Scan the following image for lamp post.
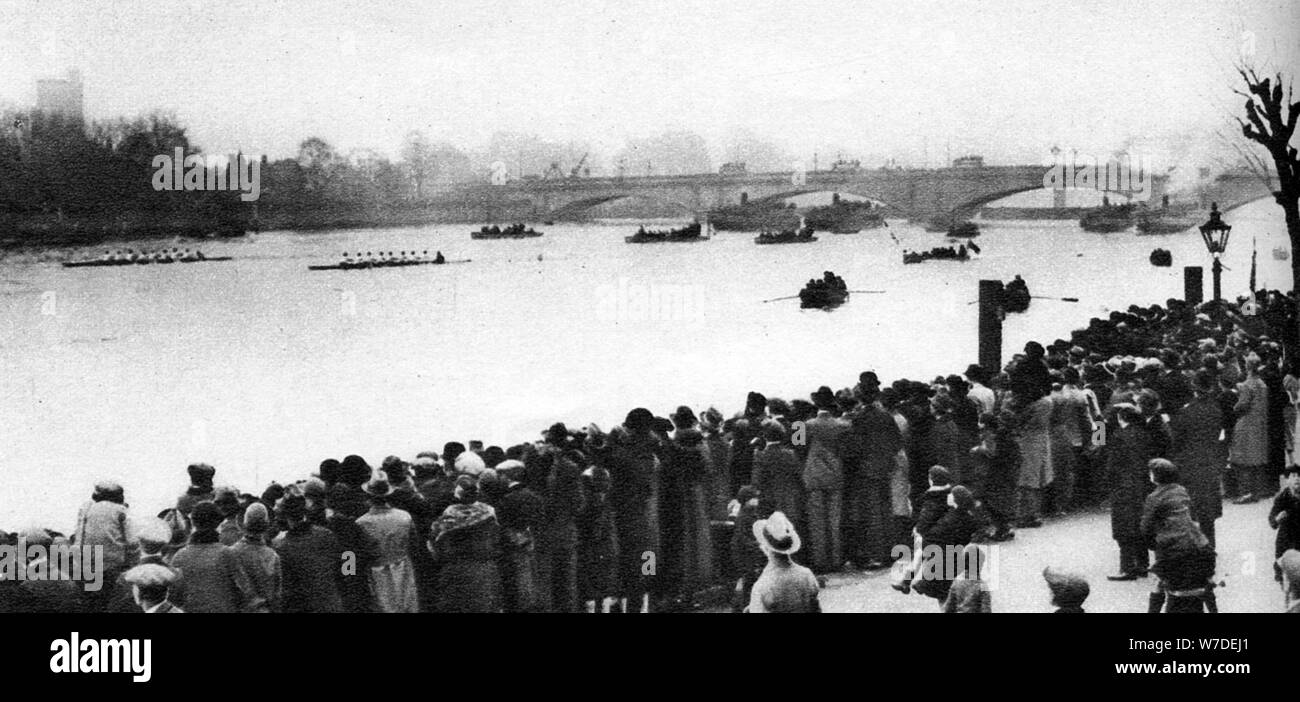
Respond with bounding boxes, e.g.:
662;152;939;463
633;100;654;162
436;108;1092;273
1198;202;1232;302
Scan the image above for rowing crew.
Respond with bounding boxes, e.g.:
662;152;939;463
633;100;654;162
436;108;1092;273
339;250;446;266
99;248;207;262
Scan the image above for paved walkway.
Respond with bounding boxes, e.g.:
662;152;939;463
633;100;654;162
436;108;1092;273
817;499;1286;613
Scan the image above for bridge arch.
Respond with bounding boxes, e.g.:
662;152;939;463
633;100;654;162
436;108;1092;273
946;185;1062;219
1218;192;1277;214
545;193;698;220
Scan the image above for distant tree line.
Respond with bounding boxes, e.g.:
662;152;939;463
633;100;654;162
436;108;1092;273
0;106;800;245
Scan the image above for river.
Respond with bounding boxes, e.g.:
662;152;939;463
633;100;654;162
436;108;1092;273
0;199;1291;530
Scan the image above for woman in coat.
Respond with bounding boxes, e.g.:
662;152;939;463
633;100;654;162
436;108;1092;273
700;408;733;521
750;421;804;529
323;484;379;613
355;475;420;613
840;398;901;568
1107;404;1155;580
538;446;586;613
660;409;715;604
483;464;544;613
1230;361;1271;503
428;475;502;613
607;410;662;613
968;412;1019;541
1169;372;1226;548
576;464;620;611
1013;392;1054;528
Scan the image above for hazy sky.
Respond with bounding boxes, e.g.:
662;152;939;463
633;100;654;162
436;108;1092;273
2;0;1297;170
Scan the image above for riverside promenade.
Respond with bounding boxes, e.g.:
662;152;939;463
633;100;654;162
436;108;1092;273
818;500;1282;613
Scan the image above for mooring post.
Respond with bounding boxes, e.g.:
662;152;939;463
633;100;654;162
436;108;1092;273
978;279;1004;375
1183;266;1203;306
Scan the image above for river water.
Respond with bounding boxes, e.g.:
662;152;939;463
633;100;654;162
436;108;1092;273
0;199;1291;530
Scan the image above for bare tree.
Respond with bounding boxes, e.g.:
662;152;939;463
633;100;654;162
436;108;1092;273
1235;67;1299;351
401;130;435;200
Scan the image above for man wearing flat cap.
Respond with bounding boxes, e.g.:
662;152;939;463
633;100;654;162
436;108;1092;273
124;563;184;613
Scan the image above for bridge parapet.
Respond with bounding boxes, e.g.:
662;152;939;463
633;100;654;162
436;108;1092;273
449;166;1274;222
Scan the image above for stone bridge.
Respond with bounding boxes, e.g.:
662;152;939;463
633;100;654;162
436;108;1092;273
449;166;1276;222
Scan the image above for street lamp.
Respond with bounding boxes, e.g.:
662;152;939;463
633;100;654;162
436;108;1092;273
1198;202;1231;302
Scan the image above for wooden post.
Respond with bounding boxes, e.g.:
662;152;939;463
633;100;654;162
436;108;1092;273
1183;266;1203;306
978;280;1004;374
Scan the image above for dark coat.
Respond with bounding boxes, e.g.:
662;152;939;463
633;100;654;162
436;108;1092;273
1151;371;1193;418
324;514;379;613
1140;483;1208;557
1263;367;1288;473
660;434;715;594
577;477;620;601
751;443;804;523
840;406;900;564
429;503;502;613
1169;396;1226;524
914;486;952;535
703;430;733;520
494;482;544;612
967;427;1019;517
537;450;585;612
170;536;242;613
273;524;345;613
917;507;980;601
1108;423;1155;541
1270;488;1300;559
608;431;661;597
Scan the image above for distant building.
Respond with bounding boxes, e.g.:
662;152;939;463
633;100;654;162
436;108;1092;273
830;157;861;172
719;162;747;176
952;154;984;168
35;69;84;127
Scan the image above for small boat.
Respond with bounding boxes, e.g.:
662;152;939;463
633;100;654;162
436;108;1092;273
755;220;817;245
797;272;850;309
471;223;543;239
62;256;233;268
1003;276;1031;313
307;258;470;271
1149;248;1173;267
805;197;886;233
799;285;849;309
624;221;707;244
1136;212;1198;234
902;245;972;264
1079;203;1134;233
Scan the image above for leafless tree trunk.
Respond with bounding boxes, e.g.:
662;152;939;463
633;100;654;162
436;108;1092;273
1236;67;1300;354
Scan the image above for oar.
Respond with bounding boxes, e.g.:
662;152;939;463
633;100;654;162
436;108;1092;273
966;295;1079;305
847;289;886;294
762;294;802;303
